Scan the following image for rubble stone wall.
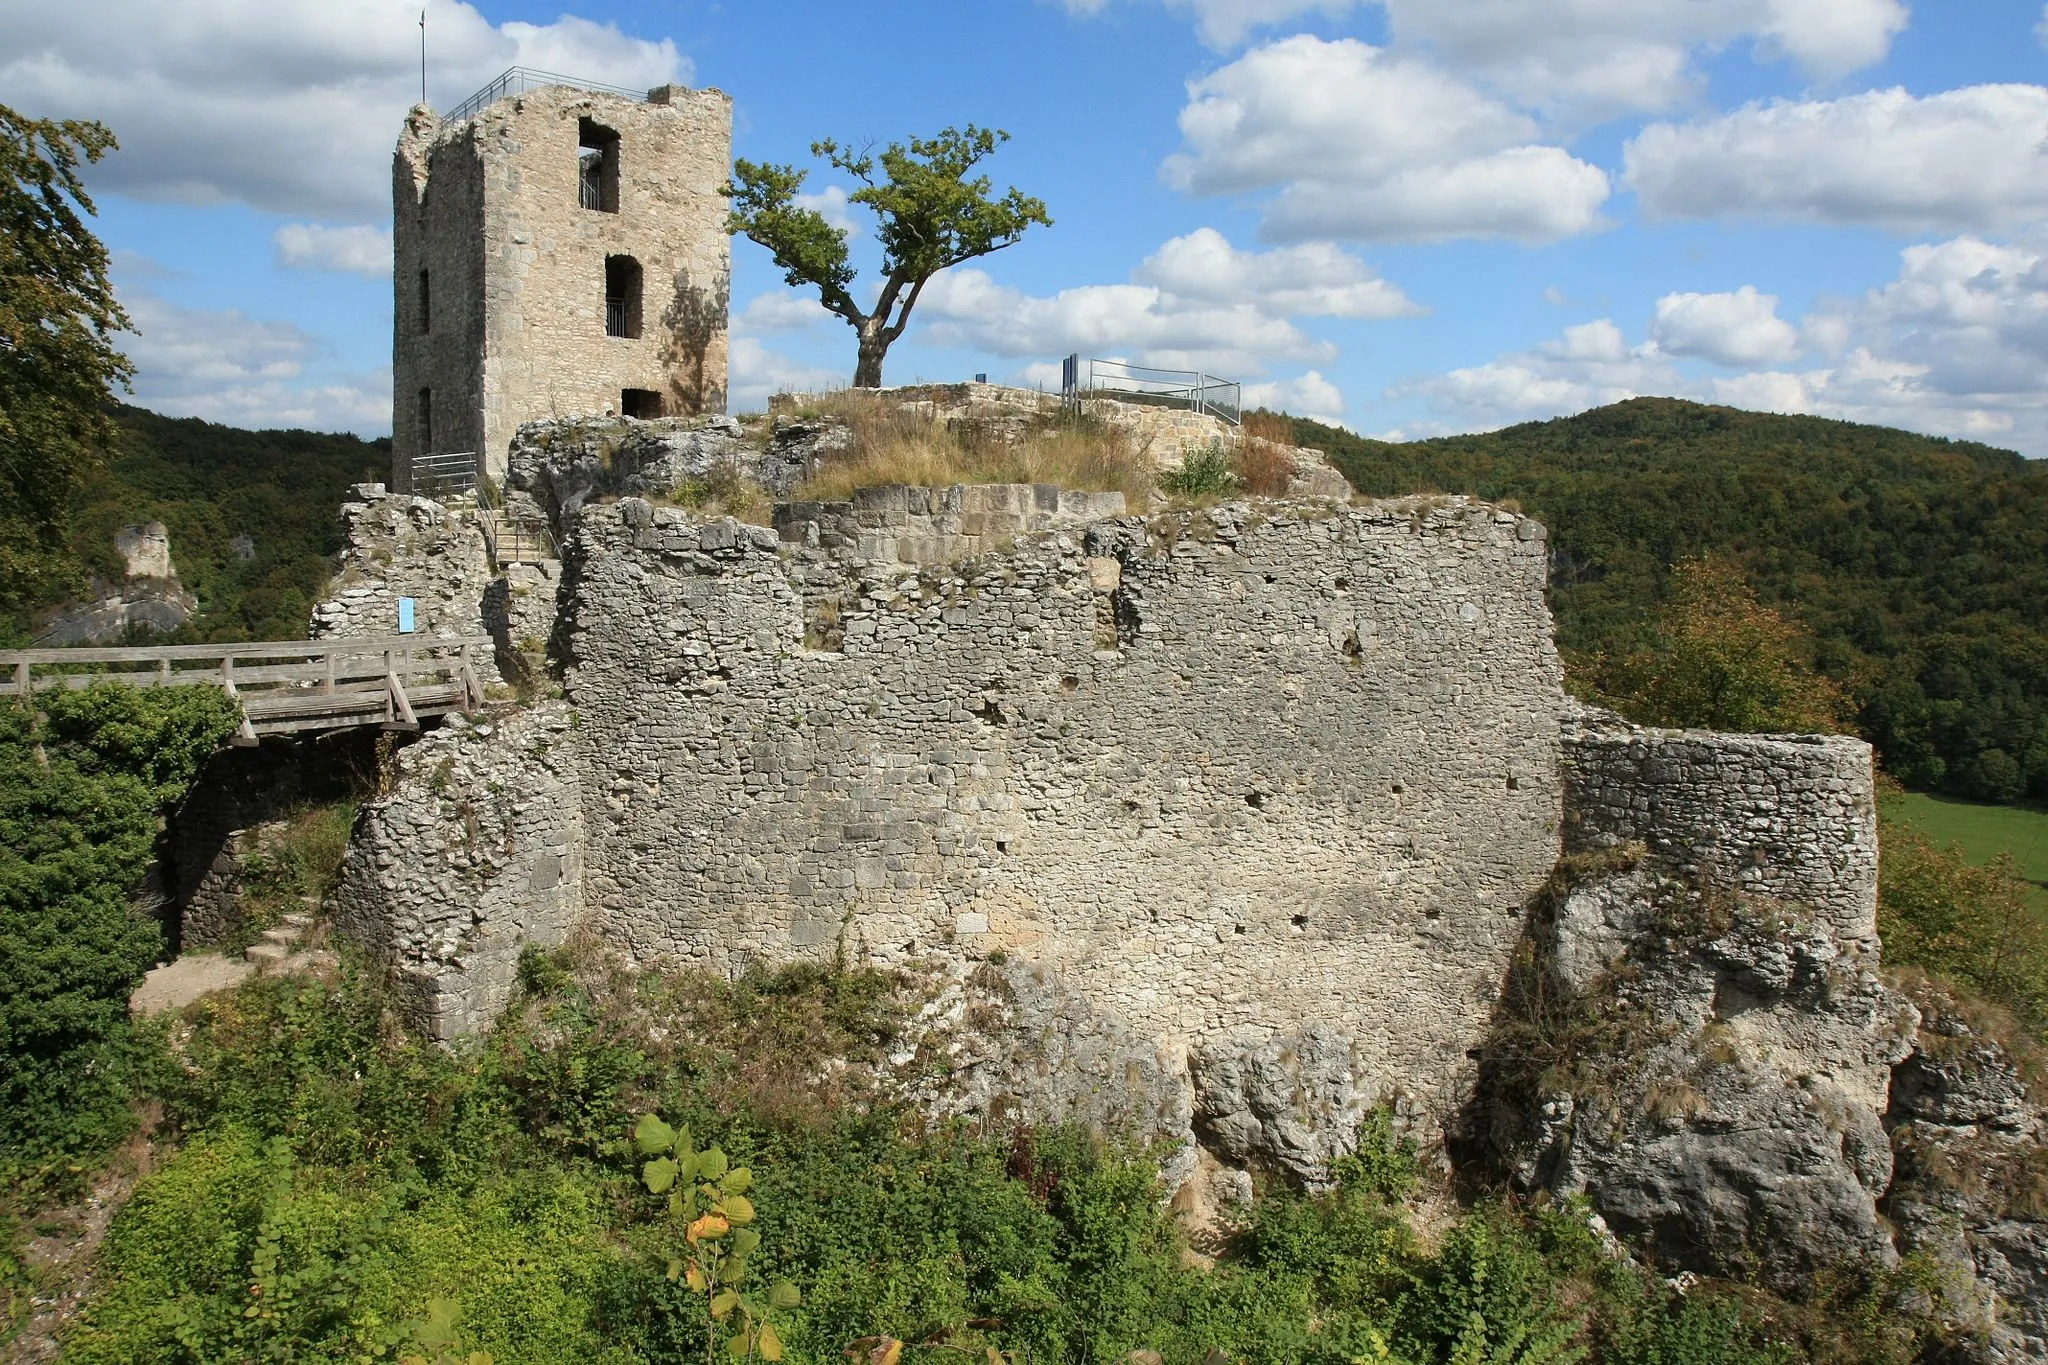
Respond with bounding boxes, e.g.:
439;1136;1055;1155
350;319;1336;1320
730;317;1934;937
310;485;495;645
1562;725;1880;945
330;702;586;1037
548;493;1567;1113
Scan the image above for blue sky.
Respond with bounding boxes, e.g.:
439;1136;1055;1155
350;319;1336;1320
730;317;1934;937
9;0;2048;451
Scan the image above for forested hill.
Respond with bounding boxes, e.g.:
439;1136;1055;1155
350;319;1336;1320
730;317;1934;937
7;404;390;645
1287;398;2048;804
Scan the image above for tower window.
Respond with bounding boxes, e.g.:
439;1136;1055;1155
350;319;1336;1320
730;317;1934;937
622;388;664;419
578;119;620;213
417;387;433;450
417;269;431;333
605;255;643;338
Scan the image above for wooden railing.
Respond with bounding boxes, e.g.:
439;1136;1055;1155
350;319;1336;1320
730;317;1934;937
0;636;493;744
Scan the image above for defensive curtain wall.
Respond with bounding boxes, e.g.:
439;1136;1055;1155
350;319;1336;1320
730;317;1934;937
325;463;1878;1154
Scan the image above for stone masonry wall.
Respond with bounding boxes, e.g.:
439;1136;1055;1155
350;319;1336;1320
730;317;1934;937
1562;722;1880;946
546;493;1567;1120
772;482;1128;563
394;82;733;486
330;702;585;1037
311;485;495;645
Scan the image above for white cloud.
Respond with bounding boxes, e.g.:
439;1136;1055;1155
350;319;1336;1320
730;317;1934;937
736;289;836;333
1164;37;1610;243
1061;0;1363;48
1625;86;2048;235
728;337;842;412
1650;286;1802;366
274;223;393;276
915;229;1416;375
1381;0;1905;113
1402;239;2048;454
1133;228;1422;319
3;0;684;219
1243;369;1347;422
117;288;390;433
795;185;863;238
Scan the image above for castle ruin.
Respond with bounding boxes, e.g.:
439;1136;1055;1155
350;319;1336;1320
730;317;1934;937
391;75;733;489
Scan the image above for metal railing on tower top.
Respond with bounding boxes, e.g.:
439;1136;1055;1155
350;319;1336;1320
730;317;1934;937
445;67;653;123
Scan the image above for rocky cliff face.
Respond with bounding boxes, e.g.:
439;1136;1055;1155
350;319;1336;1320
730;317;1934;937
32;520;197;644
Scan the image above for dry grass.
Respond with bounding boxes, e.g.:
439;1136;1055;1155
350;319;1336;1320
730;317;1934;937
1233;438;1296;497
788;390;1156;504
1240;410;1294;446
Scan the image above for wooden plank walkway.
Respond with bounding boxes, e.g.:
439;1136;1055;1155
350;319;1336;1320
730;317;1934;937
0;636;493;744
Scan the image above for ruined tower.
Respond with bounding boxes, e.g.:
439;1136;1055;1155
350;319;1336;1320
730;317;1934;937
391;74;733;488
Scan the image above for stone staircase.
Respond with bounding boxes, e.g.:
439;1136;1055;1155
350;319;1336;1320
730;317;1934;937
243;899;318;970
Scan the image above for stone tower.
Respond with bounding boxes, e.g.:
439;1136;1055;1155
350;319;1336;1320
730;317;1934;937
391;78;733;488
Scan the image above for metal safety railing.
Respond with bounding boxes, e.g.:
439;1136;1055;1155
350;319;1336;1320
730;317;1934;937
1060;356;1241;425
445;67;653;123
411;450;478;500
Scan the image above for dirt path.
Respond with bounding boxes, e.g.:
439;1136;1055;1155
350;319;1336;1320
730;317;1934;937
4;1124;158;1363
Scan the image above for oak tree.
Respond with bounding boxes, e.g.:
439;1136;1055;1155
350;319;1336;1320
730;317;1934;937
725;126;1049;389
0;103;131;612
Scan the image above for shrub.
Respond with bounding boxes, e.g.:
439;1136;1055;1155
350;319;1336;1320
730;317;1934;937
0;685;238;1181
1159;443;1240;498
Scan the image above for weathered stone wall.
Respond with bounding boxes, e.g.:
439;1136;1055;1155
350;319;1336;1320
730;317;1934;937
544;493;1566;1123
311;485;495;644
1563;723;1879;946
393;82;733;486
330;702;585;1037
772;482;1127;563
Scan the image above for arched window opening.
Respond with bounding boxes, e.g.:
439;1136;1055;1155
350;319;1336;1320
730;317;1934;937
622;388;664;419
605;255;643;338
578;118;620;213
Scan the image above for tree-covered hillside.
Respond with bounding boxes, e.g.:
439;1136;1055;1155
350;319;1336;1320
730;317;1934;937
1285;398;2048;803
5;404;390;645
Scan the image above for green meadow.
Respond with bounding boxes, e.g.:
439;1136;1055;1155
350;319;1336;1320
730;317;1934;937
1886;789;2048;915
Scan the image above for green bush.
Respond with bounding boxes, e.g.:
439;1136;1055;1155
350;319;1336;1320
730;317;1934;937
0;684;238;1180
49;948;1940;1365
1159;444;1241;497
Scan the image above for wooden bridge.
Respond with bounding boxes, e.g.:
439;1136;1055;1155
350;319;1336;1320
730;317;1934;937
0;636;493;744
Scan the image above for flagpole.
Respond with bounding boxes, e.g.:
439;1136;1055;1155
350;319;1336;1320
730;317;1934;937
419;9;427;106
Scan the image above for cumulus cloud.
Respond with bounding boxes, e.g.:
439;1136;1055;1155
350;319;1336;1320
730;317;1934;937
915;228;1417;375
1062;0;1365;48
4;0;684;219
736;289;837;333
728;336;842;412
1243;369;1347;422
1625;86;2048;235
795;185;864;238
1164;37;1610;243
117;287;390;433
1380;0;1906;113
1649;286;1802;366
1402;241;2048;454
274;223;393;276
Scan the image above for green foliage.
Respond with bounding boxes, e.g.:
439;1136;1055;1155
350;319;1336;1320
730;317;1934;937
1159;444;1242;498
6;401;393;644
1580;555;1849;734
50;948;1942;1363
634;1114;799;1361
0;685;238;1179
1282;397;2048;803
726;127;1050;387
1879;783;2048;1035
0;102;131;615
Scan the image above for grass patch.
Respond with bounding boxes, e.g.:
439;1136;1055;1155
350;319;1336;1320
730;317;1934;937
227;800;356;948
1884;789;2048;914
788;390;1156;505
